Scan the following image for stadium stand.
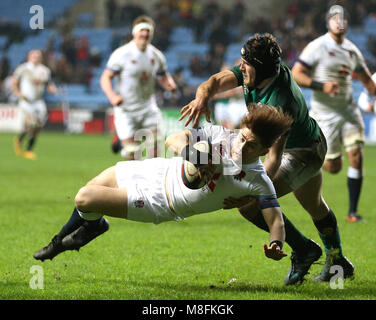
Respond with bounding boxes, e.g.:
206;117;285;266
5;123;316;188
0;0;375;112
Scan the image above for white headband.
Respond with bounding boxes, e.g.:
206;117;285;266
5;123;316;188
132;22;154;36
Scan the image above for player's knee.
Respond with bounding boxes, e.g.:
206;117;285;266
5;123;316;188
75;186;93;211
323;159;342;174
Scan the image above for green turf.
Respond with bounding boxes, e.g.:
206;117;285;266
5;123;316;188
1;132;375;300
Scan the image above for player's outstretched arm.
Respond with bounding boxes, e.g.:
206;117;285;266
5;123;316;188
179;70;238;127
100;69;124;106
165;129;191;155
261;206;287;261
355;68;376;97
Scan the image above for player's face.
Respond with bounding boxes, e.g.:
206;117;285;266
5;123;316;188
28;50;42;65
239;58;256;88
328;14;347;35
134;28;153;49
232;127;267;164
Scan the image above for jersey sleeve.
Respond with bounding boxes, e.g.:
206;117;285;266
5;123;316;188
189;125;224;143
298;40;321;68
155;49;168;76
249;172;280;208
106;48;123;73
353;45;368;73
230;64;244;87
13;64;24;79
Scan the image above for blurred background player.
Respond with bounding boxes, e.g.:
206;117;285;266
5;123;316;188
100;15;177;160
292;5;376;223
12;49;57;160
213;60;247;129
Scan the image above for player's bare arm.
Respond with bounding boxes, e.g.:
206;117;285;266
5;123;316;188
11;75;25;101
179;70;239;127
263;134;287;180
261;206;287;261
165;129;191;155
291;62;339;95
157;73;178;92
100;69;124;106
355;67;376;97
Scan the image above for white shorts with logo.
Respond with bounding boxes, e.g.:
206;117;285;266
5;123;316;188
114;105;163;141
310;104;365;160
278;130;327;191
115;158;178;224
19;99;47;129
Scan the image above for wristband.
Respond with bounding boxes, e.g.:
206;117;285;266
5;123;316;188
310;80;324;91
269;240;283;250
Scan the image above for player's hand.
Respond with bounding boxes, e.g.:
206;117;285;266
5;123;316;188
179;98;211;127
110;94;124;106
223;195;257;209
197;162;216;181
323;81;339;95
263;243;287;261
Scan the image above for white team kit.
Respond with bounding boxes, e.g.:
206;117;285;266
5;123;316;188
298;33;367;159
106;40;168;140
13;62;51;128
115;125;278;224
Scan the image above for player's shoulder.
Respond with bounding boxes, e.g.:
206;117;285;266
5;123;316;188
306;34;327;49
111;42;133;56
147;44;166;59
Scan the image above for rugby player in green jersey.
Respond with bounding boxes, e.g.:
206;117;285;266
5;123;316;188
180;33;354;285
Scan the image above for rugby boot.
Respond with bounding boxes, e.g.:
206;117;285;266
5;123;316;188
284;239;322;285
346;212;364;223
23;150;36;160
62;218;109;250
33;235;72;261
13;136;22;156
314;249;354;282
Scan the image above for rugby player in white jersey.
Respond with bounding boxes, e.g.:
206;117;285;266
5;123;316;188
100;15;177;160
33;104;292;265
292;5;376;223
12;49;57;160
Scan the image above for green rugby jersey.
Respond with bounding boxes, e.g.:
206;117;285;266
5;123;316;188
231;62;320;149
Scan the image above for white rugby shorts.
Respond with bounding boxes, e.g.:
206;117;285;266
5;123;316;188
19;99;47;129
113;105;163;141
115;158;178;224
310;104;365;160
278;130;327;190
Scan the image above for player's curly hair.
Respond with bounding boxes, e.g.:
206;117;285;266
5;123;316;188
240;103;293;148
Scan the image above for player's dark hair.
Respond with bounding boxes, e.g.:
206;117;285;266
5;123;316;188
240;103;293;148
241;33;282;87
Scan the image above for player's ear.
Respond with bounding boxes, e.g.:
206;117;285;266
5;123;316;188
261;148;269;156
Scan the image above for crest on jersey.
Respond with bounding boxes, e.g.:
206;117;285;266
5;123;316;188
134;199;145;208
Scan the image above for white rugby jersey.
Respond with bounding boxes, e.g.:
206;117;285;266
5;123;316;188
299;33;367;111
106;41;167;112
167;125;278;219
13;62;51;102
358;72;376;114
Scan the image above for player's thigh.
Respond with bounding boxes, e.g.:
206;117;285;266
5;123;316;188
310;109;343;160
75;185;127;219
86;166;118;188
113;106;136;141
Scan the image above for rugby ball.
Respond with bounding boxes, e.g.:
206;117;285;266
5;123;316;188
181;141;211;189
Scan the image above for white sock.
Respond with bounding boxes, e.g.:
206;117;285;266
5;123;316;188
347;167;363;179
77;208;103;221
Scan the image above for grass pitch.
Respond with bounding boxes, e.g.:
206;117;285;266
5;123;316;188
1;131;376;300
